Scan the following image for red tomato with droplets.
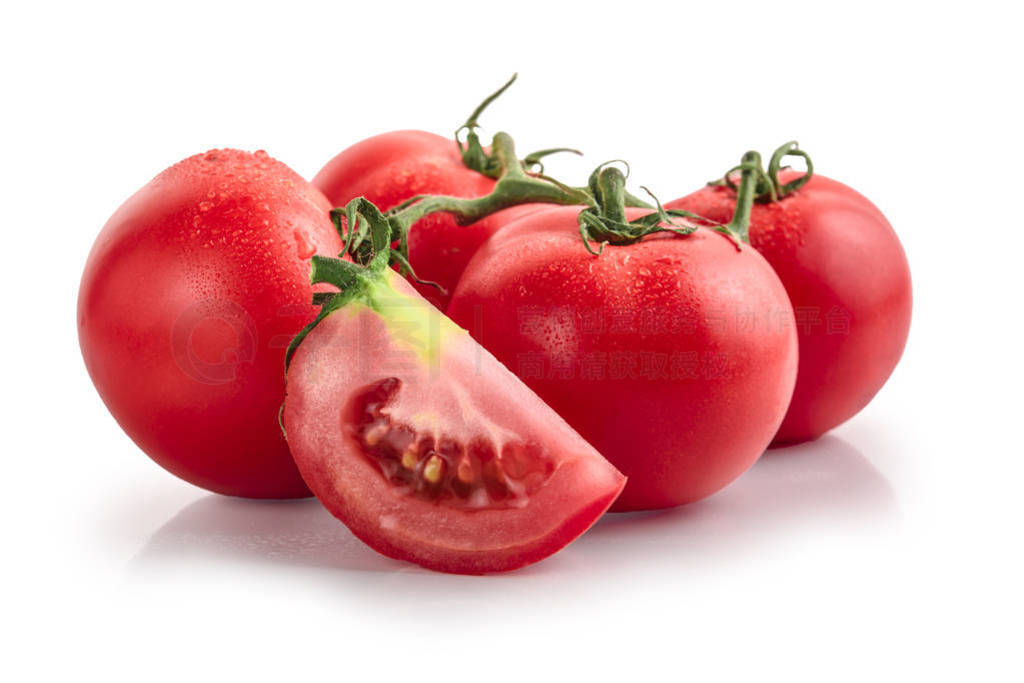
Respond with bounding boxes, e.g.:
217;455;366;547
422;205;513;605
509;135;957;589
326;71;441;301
447;207;798;511
284;269;624;573
666;171;912;444
312;130;542;309
78;149;343;498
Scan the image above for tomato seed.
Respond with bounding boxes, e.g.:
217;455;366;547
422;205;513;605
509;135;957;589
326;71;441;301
456;457;475;484
423;455;444;484
363;423;388;447
401;448;419;469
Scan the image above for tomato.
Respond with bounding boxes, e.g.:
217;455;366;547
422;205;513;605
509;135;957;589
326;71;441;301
446;206;798;511
78;149;344;498
312;130;542;309
283;264;625;573
666;169;912;444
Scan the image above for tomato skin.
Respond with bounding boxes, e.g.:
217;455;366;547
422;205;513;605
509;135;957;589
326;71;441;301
284;270;625;573
447;207;798;511
78;149;344;498
312;130;541;309
666;171;912;444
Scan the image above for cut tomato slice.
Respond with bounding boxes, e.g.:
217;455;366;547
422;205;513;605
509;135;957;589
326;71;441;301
283;269;624;574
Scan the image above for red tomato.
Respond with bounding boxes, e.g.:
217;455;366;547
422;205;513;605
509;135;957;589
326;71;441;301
78;149;344;498
312;130;541;309
284;268;625;573
666;171;912;444
447;207;798;511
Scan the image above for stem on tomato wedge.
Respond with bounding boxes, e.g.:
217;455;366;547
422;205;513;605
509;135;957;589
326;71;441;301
285;251;391;367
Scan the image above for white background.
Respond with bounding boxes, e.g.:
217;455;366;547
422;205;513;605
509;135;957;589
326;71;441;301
3;1;1021;680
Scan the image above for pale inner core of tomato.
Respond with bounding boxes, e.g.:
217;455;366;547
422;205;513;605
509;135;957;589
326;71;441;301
353;378;555;509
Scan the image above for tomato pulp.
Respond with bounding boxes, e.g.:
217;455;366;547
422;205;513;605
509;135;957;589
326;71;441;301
312;130;542;309
447;207;798;511
666;171;912;444
78;149;343;498
284;266;625;572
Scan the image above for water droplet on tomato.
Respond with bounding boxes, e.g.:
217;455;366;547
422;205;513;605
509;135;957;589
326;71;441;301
293;230;317;260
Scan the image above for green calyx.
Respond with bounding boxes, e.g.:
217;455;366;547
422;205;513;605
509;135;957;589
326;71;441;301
285;251;460;370
285;251;390;368
576;164;706;255
711;140;814;204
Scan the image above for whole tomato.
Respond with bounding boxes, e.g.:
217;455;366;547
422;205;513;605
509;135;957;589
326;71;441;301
312;130;542;309
447;165;798;511
666;152;912;444
78;149;343;498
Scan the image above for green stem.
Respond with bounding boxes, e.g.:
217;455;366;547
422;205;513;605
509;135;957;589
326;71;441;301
591;165;628;224
457;74;518;177
725;151;762;244
712;141;814;204
766;141;814;199
392;132;589;232
332;131;594;282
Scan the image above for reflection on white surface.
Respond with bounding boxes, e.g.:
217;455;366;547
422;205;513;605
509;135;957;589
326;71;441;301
131;435;895;584
591;436;896;537
132;495;396;573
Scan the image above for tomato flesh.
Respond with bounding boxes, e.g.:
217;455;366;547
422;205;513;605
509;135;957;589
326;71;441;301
284;271;624;573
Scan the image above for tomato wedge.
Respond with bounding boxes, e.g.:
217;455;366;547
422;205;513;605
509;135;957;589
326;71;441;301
283;265;624;573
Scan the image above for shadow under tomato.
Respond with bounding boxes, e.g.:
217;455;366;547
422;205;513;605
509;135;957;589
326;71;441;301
130;435;895;582
130;496;398;574
575;434;897;568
